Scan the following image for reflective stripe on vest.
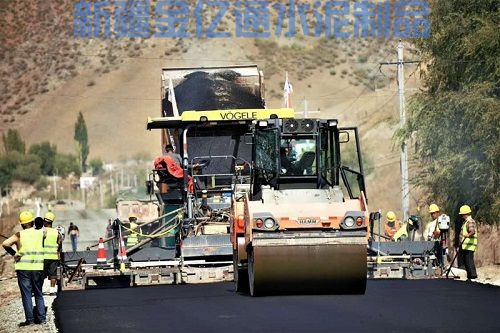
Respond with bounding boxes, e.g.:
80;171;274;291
15;228;45;271
461;220;478;252
44;228;59;260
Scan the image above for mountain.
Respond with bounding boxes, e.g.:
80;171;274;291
0;0;423;213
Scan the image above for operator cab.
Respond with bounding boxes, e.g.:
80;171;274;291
251;118;366;201
279;137;317;176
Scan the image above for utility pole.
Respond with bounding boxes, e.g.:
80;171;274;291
110;174;115;196
99;181;104;208
68;176;72;202
380;41;419;223
81;186;86;208
397;42;409;223
0;187;3;218
53;176;57;200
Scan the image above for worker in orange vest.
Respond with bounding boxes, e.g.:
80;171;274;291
384;211;401;241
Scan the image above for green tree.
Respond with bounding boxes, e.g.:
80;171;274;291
402;0;499;222
55;153;81;178
29;142;57;176
0;151;41;185
74;112;89;172
89;158;104;176
13;158;42;184
0;157;13;188
2;129;25;154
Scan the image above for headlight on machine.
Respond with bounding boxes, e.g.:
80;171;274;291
264;218;276;229
343;216;355;228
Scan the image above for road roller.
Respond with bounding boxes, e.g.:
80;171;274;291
232;118;369;296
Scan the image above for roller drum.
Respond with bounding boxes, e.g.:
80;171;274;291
248;241;366;296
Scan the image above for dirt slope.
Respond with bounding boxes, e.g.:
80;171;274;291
1;0;423;214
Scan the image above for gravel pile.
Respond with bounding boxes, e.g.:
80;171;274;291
163;70;264;115
162;70;262;175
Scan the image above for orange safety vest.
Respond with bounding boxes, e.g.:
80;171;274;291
154;156;194;192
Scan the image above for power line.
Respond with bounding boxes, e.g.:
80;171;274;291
308;92;400;101
365;156;420;172
356;71;419;129
39;89;402;102
43;93;161;101
7;49;264;63
7;47;494;65
6;48;428;64
336;44;398;115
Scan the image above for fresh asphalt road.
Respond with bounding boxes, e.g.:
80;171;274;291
54;279;500;333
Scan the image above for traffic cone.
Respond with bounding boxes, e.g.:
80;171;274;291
117;236;128;262
96;238;107;266
118;236;127;272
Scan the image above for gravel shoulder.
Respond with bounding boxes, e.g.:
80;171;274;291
0;205;113;333
0;277;57;333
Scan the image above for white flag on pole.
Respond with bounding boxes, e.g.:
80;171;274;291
283;71;293;108
168;78;179;117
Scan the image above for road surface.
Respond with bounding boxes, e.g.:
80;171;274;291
49;202;114;252
54;279;500;333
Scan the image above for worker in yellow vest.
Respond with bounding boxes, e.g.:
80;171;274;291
2;211;46;326
126;213;139;247
43;211;62;295
459;205;478;280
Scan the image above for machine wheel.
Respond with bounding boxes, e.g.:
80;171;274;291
233;253;249;293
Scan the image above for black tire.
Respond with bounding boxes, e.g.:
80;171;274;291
235;268;249;293
233;253;249;293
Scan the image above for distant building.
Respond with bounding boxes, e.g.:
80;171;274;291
104;163;114;172
80;176;97;189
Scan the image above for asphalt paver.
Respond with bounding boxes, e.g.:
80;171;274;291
54;279;500;333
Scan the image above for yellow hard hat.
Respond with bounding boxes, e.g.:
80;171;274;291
459;205;472;215
386;211;396;222
429;204;440;214
19;211;35;224
128;213;137;219
44;211;56;223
